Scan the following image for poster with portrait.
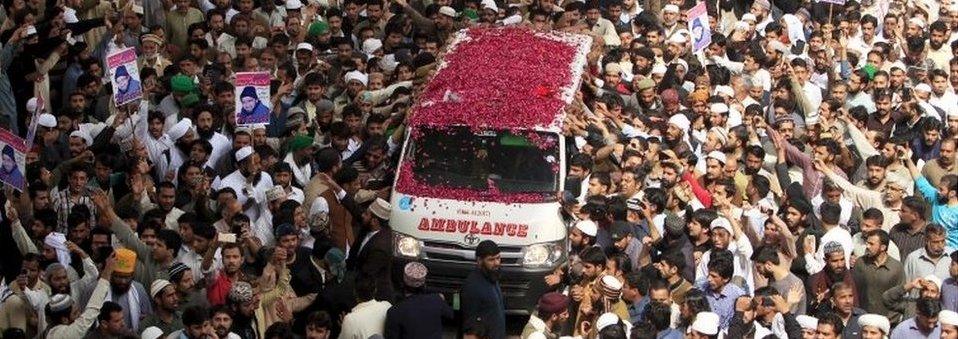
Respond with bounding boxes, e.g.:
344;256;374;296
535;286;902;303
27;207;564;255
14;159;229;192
107;47;143;106
234;72;272;126
0;129;27;192
687;2;711;53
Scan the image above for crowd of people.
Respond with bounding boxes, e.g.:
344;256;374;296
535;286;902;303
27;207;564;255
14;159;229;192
0;0;956;338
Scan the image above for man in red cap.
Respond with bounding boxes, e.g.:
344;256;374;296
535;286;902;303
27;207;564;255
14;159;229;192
521;292;570;338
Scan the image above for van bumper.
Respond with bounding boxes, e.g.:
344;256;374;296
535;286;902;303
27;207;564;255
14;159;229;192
399;258;557;314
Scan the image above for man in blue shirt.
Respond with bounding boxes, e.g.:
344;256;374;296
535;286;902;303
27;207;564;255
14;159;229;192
701;253;746;330
460;240;506;339
890;297;942;339
907;157;958;248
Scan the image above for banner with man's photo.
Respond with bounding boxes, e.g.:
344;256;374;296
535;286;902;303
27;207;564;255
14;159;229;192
0;129;27;191
107;47;143;106
234;72;272;126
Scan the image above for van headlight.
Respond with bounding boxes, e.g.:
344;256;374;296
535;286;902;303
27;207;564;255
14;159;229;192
395;234;423;258
523;241;564;268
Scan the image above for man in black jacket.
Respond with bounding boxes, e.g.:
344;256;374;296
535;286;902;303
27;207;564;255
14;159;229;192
384;262;453;338
460;240;506;339
348;198;394;302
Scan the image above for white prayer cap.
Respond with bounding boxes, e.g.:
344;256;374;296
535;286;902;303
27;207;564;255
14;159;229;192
742;13;757;22
574;220;598;237
25;25;37;36
909;17;926;28
69;130;92;146
915;83;932;93
949;108;958;118
651;63;667;75
266;185;287;202
668;113;691;131
38;113;57;128
48;294;73;312
481;0;498;11
857;314;890;334
368;198;391;220
941;310;958;326
141;327;164;339
150;279;172;299
131;4;145;15
235;146;254;162
734;21;750;31
709;216;733;233
63;7;79;24
595;312;624;332
26;97;38;113
502;14;522;25
714;85;734;98
709;127;729;145
438;6;457;17
667;33;687;44
796;315;818;331
707;150;727;165
768;40;789;54
924;274;943;290
251;123;268;131
710;102;730;114
286;0;304;9
662;4;679;13
344;70;369;87
362;38;383;55
296;42;314;52
690;312;720;335
167;118;193;141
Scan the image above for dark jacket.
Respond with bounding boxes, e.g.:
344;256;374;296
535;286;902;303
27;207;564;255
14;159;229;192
384;292;453;339
460;269;506;339
348;226;395;302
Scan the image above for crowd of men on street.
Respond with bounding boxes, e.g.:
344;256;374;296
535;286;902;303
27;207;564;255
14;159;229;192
0;0;957;338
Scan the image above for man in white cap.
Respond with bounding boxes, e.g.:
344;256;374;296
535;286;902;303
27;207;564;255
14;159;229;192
214;146;274;220
349;198;394;300
156;117;193;182
37;112;71;169
664;113;693;154
660;5;680;37
941;309;958;339
750;0;773;33
695;216;754;296
796;314;818;339
333;70;369;114
46;254;115;339
140;279;182;334
858;313;890;339
687;312;720;339
393;0;461;42
890;297;942;338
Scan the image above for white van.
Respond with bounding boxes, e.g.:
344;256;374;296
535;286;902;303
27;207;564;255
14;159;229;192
389;27;592;312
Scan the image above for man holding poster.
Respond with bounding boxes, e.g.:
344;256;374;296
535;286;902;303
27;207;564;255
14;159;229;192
107;47;143;105
235;72;271;125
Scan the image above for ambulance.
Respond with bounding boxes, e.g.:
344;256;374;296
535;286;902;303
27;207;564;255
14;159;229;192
389;27;592;312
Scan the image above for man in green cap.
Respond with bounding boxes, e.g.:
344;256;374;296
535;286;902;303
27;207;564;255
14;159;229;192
159;74;199;122
283;134;315;187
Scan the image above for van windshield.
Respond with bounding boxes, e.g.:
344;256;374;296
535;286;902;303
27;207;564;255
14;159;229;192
409;127;559;195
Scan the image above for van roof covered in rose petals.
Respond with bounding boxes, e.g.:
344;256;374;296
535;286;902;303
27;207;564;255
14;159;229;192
409;27;592;133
